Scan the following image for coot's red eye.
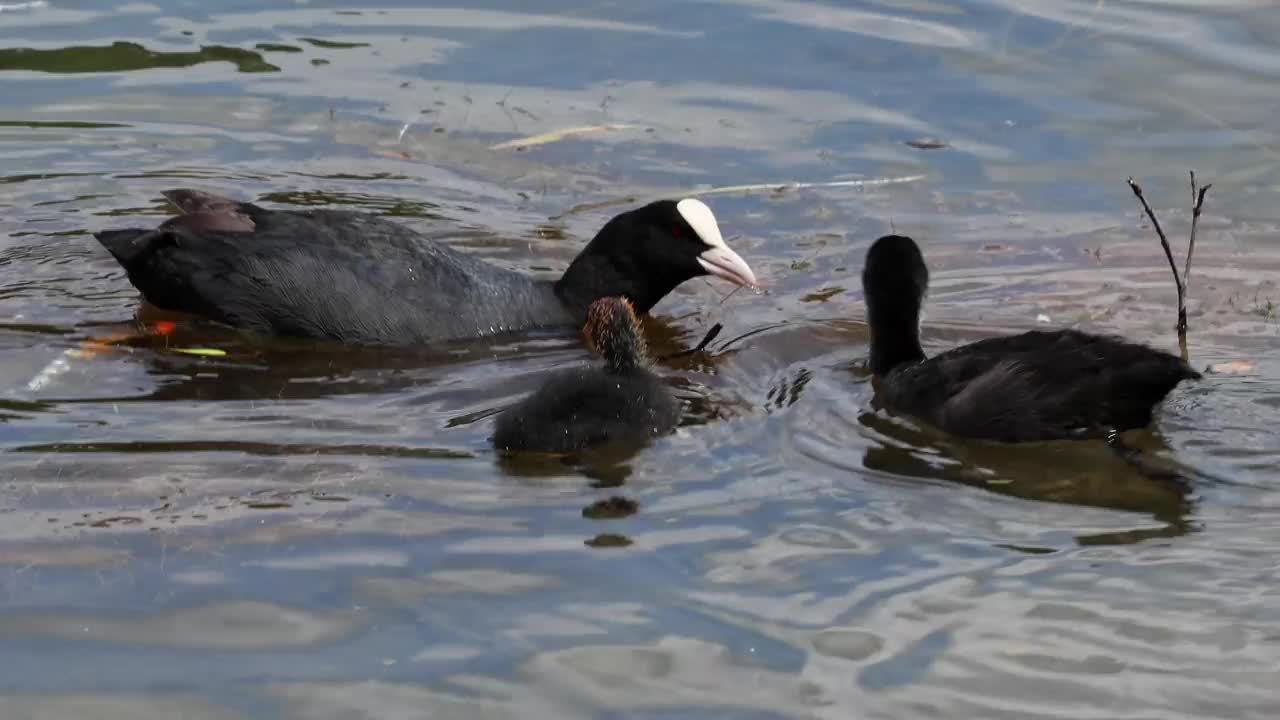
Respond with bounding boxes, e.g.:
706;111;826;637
671;225;683;238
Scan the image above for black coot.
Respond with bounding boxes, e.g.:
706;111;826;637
492;296;680;453
861;234;1200;442
94;189;756;346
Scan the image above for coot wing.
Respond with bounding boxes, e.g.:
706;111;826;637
883;329;1199;441
96;203;560;345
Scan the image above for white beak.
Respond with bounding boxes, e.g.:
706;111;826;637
697;245;757;288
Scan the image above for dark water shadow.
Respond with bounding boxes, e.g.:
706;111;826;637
856;408;1198;546
494;443;639;485
54;300;743;403
45;315;576;404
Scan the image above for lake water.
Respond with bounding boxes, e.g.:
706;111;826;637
2;1;1280;718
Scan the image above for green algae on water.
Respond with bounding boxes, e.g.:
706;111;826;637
255;43;304;54
0;41;280;73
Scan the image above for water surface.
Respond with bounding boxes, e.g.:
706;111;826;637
2;1;1279;718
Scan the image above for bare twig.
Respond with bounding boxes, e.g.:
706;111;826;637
1184;170;1212;293
659;322;725;361
1127;176;1186;336
687;175;926;199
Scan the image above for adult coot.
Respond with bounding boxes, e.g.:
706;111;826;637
861;234;1200;442
93;189;756;346
492;296;680;453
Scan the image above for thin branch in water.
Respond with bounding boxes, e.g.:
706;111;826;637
658;320;725;361
689;323;723;353
1127;176;1186;335
687;175;926;199
551;175;927;219
1184;170;1212;293
549;196;637;221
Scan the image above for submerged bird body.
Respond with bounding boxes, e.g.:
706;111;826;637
492;297;680;453
862;235;1200;442
95;190;756;346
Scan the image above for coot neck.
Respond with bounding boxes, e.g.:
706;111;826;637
867;301;926;376
553;225;673;322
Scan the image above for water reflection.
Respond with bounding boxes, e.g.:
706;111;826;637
0;694;239;720
2;0;1280;718
860;427;1197;545
495;445;638;484
0;601;366;649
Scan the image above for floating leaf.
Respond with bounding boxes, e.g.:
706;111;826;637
906;137;949;150
801;287;845;303
298;37;370;49
489;123;636;150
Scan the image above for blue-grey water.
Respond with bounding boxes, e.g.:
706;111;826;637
2;1;1280;718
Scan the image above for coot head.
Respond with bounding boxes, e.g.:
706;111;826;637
862;234;929;375
583;296;647;373
555;198;757;318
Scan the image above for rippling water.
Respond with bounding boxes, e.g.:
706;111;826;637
2;1;1279;718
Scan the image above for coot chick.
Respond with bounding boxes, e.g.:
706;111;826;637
492;297;680;453
93;189;756;346
862;234;1200;442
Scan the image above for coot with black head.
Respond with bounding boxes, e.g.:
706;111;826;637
861;234;1200;442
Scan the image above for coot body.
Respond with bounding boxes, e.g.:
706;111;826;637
862;234;1200;442
94;190;756;346
492;297;680;453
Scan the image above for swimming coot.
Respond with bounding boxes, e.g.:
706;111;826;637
492;296;680;453
861;234;1200;442
93;189;756;346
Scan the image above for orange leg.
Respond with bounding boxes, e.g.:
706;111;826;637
71;319;177;359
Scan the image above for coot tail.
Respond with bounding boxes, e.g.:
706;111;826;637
492;297;681;453
96;229;153;266
861;234;1200;442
